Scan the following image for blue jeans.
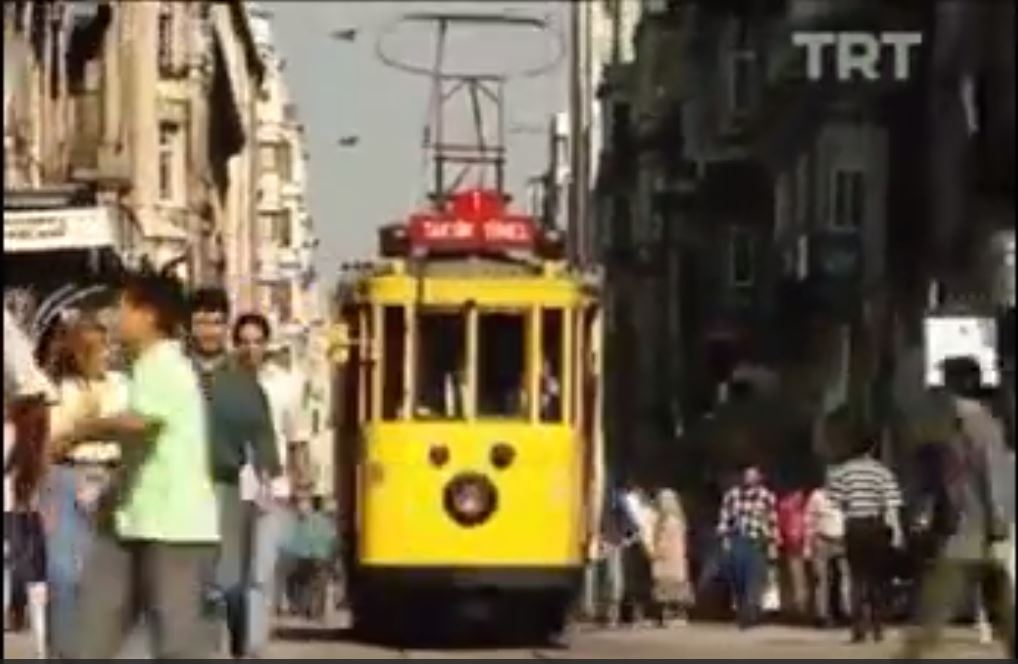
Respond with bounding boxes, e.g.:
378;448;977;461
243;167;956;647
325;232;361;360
214;483;247;657
727;535;766;627
247;502;284;654
42;466;95;658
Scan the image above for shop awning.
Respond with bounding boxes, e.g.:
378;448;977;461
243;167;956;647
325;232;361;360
4;206;128;254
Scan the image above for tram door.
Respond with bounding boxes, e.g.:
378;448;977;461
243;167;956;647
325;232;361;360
576;305;604;555
334;303;366;573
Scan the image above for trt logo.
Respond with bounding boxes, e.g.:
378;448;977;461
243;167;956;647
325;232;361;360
792;31;923;82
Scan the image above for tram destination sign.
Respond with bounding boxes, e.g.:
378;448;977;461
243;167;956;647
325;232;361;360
406;189;537;252
407;213;536;251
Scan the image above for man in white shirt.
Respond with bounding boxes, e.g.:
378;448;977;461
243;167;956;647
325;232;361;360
233;314;304;656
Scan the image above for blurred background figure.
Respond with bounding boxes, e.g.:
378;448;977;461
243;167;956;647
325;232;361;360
651;489;691;627
777;484;809;623
278;491;336;620
803;469;849;628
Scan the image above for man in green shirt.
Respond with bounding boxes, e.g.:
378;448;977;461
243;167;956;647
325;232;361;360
188;287;280;658
56;271;219;659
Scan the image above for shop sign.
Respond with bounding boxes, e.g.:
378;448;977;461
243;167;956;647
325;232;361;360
4;207;120;253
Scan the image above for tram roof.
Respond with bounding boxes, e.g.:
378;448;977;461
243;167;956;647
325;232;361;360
339;256;599;307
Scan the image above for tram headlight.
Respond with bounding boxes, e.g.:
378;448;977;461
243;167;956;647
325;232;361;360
443;473;498;527
490;442;516;470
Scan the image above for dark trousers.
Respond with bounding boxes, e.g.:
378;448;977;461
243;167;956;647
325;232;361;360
844;517;891;641
72;536;217;659
728;535;767;627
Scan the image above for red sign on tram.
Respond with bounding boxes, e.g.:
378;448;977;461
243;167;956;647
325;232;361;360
406;189;537;252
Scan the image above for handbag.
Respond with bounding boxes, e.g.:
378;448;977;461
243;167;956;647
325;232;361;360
761;566;781;613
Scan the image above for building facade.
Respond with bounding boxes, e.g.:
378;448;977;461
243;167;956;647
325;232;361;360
3;0;264;311
594;0;1014;483
249;4;333;496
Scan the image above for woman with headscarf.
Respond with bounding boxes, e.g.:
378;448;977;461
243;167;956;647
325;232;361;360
651;488;692;627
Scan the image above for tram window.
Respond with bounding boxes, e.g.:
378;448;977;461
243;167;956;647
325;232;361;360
540;309;564;422
415;310;467;419
477;311;529;419
382;306;406;420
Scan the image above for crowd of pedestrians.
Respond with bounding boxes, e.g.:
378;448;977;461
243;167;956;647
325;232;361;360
586;359;1014;658
3;271;333;659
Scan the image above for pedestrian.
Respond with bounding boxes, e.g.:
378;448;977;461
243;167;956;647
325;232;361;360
5;396;50;658
650;488;692;627
717;464;779;629
899;357;1015;659
620;484;656;626
3;307;55;643
777;485;809;623
826;430;903;644
51;270;220;659
187;288;281;658
234;312;302;652
279;491;336;620
803;470;850;628
41;312;128;658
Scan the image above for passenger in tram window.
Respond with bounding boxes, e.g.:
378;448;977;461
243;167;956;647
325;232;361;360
539;360;562;421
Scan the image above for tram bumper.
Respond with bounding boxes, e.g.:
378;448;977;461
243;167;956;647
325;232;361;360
356;565;582;593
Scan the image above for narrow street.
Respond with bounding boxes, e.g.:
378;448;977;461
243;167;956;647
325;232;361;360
4;616;1006;660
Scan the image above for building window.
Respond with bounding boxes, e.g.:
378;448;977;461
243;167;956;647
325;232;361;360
269;282;293;323
158;121;181;203
259;143;276;171
276;142;293;182
730;52;755;114
270;209;293;247
730;228;755;287
794;153;810;227
831;169;865;230
157;3;174;76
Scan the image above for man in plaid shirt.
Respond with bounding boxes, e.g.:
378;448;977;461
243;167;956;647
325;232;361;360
717;464;779;628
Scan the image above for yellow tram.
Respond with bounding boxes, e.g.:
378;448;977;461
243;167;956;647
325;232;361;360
331;189;604;638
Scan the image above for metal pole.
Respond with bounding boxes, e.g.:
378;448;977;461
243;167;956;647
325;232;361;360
568;0;582;266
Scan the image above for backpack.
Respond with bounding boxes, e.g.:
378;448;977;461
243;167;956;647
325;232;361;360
777;492;807;554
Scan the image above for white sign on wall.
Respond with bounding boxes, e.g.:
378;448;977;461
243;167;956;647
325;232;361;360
924;315;999;387
3;207;121;253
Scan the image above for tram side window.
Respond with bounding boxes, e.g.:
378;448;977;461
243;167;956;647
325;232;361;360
477;311;528;419
382;306;406;420
541;309;564;422
415;310;467;419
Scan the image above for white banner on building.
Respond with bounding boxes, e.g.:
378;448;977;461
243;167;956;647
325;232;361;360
4;207;122;254
924;315;999;387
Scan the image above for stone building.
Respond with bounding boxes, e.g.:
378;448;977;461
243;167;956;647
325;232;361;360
248;4;334;496
3;0;264;312
594;0;1014;483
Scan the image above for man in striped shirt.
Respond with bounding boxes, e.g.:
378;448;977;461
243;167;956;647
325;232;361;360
827;438;903;643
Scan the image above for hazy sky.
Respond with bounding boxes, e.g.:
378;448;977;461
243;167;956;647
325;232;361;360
268;1;568;275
